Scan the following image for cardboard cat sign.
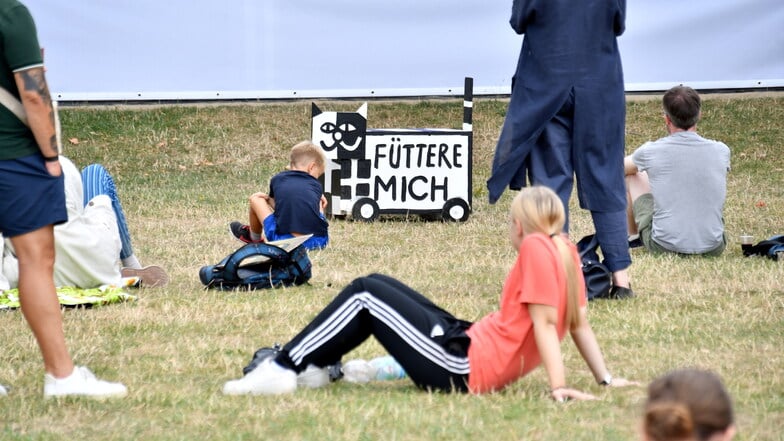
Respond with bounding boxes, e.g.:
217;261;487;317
312;78;473;222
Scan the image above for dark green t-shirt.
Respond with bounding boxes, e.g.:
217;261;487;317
0;0;43;160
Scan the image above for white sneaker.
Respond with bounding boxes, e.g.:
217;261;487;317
342;359;378;384
0;383;7;396
296;364;331;389
44;366;127;398
222;359;297;395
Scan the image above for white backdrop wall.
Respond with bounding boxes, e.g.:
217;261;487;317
23;0;784;102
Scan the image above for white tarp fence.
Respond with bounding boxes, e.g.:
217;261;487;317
24;0;784;102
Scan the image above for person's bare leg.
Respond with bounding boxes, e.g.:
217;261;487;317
626;171;651;204
11;226;74;378
625;184;638;236
612;269;630;288
614;170;653;288
248;193;275;239
247;205;261;234
626;171;651;235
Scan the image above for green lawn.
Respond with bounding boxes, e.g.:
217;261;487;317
1;94;782;440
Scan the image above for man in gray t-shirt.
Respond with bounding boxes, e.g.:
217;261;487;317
624;86;731;255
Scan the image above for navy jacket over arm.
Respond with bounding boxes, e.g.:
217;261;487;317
487;0;627;210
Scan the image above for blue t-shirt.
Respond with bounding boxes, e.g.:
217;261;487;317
269;170;328;237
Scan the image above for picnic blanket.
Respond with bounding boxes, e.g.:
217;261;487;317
0;282;137;310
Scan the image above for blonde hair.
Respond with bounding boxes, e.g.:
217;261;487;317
290;140;325;170
510;186;580;329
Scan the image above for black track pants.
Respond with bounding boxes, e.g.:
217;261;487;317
276;273;472;392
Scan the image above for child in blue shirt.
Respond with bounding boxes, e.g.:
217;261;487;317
230;141;329;250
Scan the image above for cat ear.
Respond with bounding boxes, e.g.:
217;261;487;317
357;103;368;118
312;103;322;117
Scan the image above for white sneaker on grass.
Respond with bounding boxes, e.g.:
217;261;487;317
222;359;297;395
44;366;127;398
296;364;331;389
0;383;7;396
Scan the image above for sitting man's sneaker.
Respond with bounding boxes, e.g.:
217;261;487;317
609;285;635;299
0;383;7;396
44;366;127;398
229;221;263;244
628;234;643;249
223;359;297;395
121;265;169;288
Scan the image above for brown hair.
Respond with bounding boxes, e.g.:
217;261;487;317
644;369;734;441
510;186;580;329
663;86;701;130
290;140;325;170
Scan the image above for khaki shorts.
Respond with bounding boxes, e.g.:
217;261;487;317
632;193;726;256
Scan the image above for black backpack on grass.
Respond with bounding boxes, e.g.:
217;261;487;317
576;234;612;300
199;242;312;290
743;234;784;261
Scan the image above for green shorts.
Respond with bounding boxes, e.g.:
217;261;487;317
633;193;726;256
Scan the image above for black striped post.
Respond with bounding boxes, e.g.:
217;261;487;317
463;77;473;131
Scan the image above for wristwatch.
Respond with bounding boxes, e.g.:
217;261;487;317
599;373;613;386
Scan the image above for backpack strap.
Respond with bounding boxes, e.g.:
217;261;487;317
286;246;310;279
220;242;291;283
0;88;63;154
0;87;28;126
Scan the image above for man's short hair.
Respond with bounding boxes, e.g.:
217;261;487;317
663;86;701;130
290;140;325;169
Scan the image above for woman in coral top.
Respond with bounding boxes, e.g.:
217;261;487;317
223;186;637;399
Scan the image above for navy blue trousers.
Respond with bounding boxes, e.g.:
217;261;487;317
527;94;631;272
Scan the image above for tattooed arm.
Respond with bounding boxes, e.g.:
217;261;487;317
14;67;60;176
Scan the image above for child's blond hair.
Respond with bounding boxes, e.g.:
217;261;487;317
290;141;325;170
510;186;581;329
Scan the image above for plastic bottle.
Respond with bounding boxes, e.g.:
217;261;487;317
341;356;407;382
369;355;407;380
341;359;377;383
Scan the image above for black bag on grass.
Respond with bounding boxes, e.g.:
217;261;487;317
576;234;612;300
743;234;784;260
199;242;311;290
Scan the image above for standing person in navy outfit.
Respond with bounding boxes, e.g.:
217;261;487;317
487;0;633;298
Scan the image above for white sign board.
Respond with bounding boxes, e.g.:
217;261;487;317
311;80;474;221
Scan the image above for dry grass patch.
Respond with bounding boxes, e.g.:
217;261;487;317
1;95;782;440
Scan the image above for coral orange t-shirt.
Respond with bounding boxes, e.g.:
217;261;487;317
465;233;586;394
